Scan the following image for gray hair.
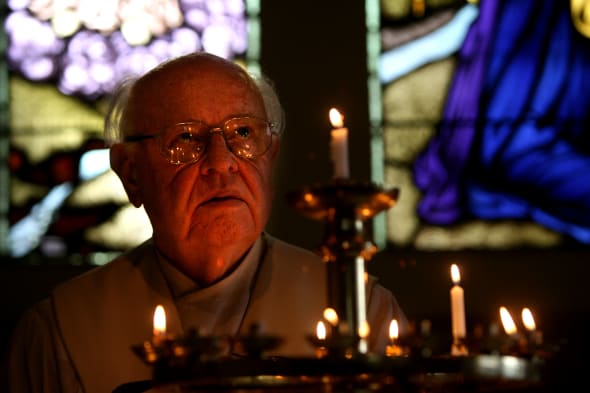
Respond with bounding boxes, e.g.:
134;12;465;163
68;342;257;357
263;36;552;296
103;70;285;146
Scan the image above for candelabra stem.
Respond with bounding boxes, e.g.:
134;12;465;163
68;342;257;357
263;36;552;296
326;255;367;347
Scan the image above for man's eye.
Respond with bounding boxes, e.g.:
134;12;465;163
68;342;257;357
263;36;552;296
235;126;253;138
178;132;194;142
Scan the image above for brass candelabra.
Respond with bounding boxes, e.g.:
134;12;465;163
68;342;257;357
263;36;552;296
286;178;399;355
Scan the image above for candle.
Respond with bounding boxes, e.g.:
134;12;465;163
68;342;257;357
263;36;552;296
499;306;517;335
358;320;370;338
329;108;350;179
316;321;327;340
315;321;328;358
323;307;340;335
521;307;543;347
450;264;466;339
358;320;370;354
521;307;536;331
153;304;167;343
499;306;525;354
386;319;404;356
389;319;399;341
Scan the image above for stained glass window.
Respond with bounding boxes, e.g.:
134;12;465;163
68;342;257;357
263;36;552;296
372;0;590;250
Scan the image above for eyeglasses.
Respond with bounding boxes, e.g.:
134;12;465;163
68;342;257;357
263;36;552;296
124;116;275;165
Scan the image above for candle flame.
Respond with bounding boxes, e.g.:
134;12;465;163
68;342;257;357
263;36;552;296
521;307;536;331
323;307;339;326
303;192;315;203
389;319;399;340
329;108;344;128
450;264;461;284
499;306;517;335
360;207;372;218
358;320;370;338
316;321;326;340
153;304;166;336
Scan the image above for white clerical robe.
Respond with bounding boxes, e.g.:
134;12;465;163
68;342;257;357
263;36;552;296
8;234;406;393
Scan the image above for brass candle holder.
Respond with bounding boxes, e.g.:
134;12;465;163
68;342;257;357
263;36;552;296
131;327;227;365
305;334;359;359
230;323;283;359
287;178;399;356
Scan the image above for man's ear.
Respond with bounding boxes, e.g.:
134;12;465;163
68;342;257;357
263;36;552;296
110;144;142;207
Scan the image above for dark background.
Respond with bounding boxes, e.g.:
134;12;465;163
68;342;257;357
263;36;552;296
1;0;588;388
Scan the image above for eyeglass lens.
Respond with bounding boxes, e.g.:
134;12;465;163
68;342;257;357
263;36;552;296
160;117;272;165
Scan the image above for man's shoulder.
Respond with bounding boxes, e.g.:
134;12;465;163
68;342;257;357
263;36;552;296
53;240;154;297
265;234;323;262
262;234;326;283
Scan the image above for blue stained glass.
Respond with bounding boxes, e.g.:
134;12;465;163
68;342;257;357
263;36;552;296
414;0;590;244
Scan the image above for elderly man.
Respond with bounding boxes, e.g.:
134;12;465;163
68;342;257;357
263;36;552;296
8;52;406;393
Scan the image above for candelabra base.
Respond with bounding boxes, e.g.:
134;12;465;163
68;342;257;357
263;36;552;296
118;353;548;393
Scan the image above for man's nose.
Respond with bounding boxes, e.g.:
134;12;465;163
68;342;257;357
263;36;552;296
200;132;238;174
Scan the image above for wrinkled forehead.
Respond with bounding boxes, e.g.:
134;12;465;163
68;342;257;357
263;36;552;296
123;55;266;133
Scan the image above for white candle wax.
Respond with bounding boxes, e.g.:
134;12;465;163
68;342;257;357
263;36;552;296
450;264;466;339
329;108;350;178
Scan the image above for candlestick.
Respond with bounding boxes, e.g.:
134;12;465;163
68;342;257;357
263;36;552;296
287;181;398;357
329;108;350;179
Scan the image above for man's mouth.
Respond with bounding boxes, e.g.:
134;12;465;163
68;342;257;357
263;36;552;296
208;196;237;202
201;195;243;206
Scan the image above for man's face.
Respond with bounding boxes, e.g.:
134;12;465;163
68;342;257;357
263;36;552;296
116;55;278;276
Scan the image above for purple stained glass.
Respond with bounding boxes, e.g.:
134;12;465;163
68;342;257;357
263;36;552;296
5;0;249;100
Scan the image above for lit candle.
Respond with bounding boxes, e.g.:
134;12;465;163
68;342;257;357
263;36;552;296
450;264;466;340
521;307;536;331
386;319;403;356
323;307;340;335
315;321;328;358
317;321;327;340
499;306;522;354
358;320;370;338
499;306;517;335
521;307;543;347
153;304;167;343
329;108;350;179
358;320;370;354
389;319;399;341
